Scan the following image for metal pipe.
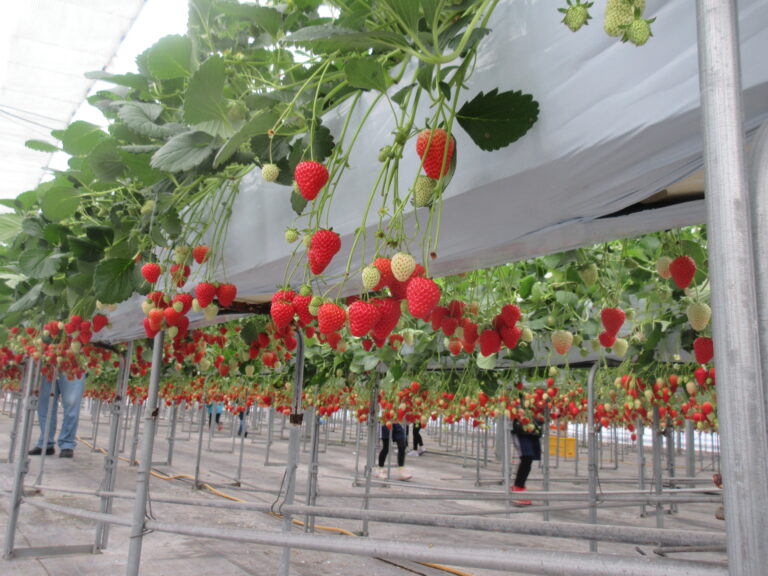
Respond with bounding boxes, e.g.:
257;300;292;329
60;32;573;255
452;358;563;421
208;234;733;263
3;358;40;558
34;369;58;486
91;399;103;449
586;362;598;552
696;1;768;574
144;519;728;576
637;417;647;517
304;405;321;532
166;399;179;466
125;330;165;576
542;405;550;521
7;367;27;463
193;402;206;488
652;406;663;528
277;329;304;576
750;121;768;430
96;341;133;550
362;367;382;536
685;419;695;480
264;406;274;465
128;401;142;465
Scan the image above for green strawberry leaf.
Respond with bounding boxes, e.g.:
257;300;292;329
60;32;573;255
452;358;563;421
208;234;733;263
184;56;233;138
51;121;107;156
25;139;59;153
284;25;409;53
118;102;184;139
302;122;335;163
344;59;390;93
213;110;280;168
93;258;136;304
18;248;66;279
145;35;197;80
39;186;81;222
6;283;43;315
456;89;539;152
291;189;308;216
151;131;215;172
0;214;23;244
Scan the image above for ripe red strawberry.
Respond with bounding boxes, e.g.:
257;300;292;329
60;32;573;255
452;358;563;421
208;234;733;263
271;300;295;329
147;291;167;308
141;263;161;284
348;300;382;337
164;306;184;326
388;277;409;300
170;264;191;287
669;255;697;289
431;306;449;331
501;325;522;349
600;307;625;336
371;298;401;339
217;283;237;307
293;294;314;325
416;128;455;179
448;339;463;355
92;314;109;333
148;308;165;331
172;293;193;315
294;161;329;201
143;317;159;338
272;289;296;303
598;330;616;348
479;329;502;356
361;338;373;351
192;245;209;264
195;282;218;308
447;299;466;318
317;302;346;334
308;229;341;275
406;277;441;320
462;319;479;346
372;257;394;290
501;304;521;327
441;316;459;337
693;336;714;364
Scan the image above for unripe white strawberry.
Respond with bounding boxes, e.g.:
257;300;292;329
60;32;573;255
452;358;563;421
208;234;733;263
551;330;574;354
173;301;184;313
141;300;154;315
623;17;654;46
284;228;299;243
262;163;280;182
200;358;211;371
70;341;82;353
520;326;533;343
686;381;698;396
560;0;593;32
577;263;598;287
656;255;673;278
687;302;712;332
192;298;202;313
167;326;179;339
362;266;381;291
391;252;416;282
412;176;437;208
604;0;645;37
245;365;255;377
204;304;218;321
613;337;629;357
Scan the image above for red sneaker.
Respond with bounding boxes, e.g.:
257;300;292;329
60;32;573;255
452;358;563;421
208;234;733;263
511;486;532;506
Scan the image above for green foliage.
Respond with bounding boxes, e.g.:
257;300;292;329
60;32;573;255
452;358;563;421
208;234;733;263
456;89;540;151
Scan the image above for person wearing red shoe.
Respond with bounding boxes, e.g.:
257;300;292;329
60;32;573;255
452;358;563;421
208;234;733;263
510;416;543;505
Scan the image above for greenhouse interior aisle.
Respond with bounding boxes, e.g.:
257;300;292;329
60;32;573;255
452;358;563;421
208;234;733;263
1;401;727;576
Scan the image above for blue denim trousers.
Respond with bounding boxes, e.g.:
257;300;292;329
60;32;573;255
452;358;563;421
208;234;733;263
36;373;86;450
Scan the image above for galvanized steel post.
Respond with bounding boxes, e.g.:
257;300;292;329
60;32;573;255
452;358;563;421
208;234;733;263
696;1;768;573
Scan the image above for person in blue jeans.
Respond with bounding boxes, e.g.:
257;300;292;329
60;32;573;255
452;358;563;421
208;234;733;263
29;372;86;458
374;423;412;480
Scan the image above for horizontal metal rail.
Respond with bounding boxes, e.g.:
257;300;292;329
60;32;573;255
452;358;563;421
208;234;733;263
26;487;725;548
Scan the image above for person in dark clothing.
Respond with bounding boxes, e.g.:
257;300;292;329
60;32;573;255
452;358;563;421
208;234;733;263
511;418;542;505
411;421;426;455
374;423;412;480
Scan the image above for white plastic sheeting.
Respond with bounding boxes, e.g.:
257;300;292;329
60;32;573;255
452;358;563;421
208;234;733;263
0;0;148;201
97;0;768;343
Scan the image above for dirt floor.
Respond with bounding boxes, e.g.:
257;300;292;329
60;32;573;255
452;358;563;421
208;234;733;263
0;397;728;576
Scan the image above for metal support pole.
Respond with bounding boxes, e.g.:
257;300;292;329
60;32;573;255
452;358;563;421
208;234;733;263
7;365;28;463
652;406;663;529
128;400;142;465
638;417;647;517
542;405;550;521
125;331;165;576
666;415;677;514
685;419;696;479
96;342;133;550
277;330;305;576
166;401;179;466
501;413;511;517
362;367;382;536
696;1;768;574
33;369;58;487
305;405;321;532
3;358;40;558
752;121;768;427
91;399;103;449
265;406;275;465
193;403;206;488
586;362;598;553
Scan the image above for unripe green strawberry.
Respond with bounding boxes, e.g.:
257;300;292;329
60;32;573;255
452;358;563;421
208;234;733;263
284;228;299;243
378;146;391;162
520;326;534;343
391;252;416;282
412;176;437;208
309;296;324;316
687;302;711;332
362;265;381;291
577;262;598;287
299;284;313;297
140;199;156;216
623;17;654;46
203;303;219;321
613;337;629;357
560;0;593;32
262;163;280;182
604;0;644;37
